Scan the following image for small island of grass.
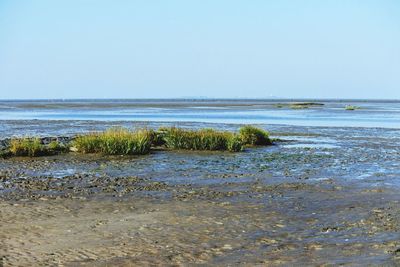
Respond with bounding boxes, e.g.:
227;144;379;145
0;125;272;157
345;105;360;111
274;102;324;109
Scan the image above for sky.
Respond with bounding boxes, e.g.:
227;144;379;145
0;0;399;99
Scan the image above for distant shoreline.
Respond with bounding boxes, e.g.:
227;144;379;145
1;98;400;103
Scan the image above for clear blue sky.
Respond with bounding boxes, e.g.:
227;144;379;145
0;0;399;99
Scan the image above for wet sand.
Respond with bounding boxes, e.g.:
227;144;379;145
1;180;400;266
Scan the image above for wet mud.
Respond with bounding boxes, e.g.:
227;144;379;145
1;122;400;266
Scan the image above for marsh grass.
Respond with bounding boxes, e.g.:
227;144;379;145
9;138;45;157
8;138;66;157
4;125;273;157
290;104;309;109
345;105;360;111
73;128;153;155
239;126;272;146
274;102;324;109
161;127;243;152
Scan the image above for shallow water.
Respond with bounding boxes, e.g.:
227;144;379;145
0;99;400;128
1;123;399;190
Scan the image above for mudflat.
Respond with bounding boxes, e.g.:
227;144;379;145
1;122;400;265
1;178;400;266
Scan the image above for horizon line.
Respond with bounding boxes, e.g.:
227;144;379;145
0;97;400;102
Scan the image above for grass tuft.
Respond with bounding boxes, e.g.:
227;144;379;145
9;138;45;157
161;127;243;152
274;102;324;109
73;128;153;155
227;134;244;152
239;126;272;146
345;105;360;111
9;138;69;157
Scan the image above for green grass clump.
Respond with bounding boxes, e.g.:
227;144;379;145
162;127;243;152
9;138;45;157
239;126;272;146
290;104;309;109
227;134;243;152
345;105;360;111
9;138;69;157
274;102;324;109
73;128;152;155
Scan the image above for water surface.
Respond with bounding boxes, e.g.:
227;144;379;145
1;99;399;128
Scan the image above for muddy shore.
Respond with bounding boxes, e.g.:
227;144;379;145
1;123;400;266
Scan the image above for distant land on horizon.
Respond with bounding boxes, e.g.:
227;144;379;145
0;98;400;103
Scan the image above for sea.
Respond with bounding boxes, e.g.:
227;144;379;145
0;99;399;133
